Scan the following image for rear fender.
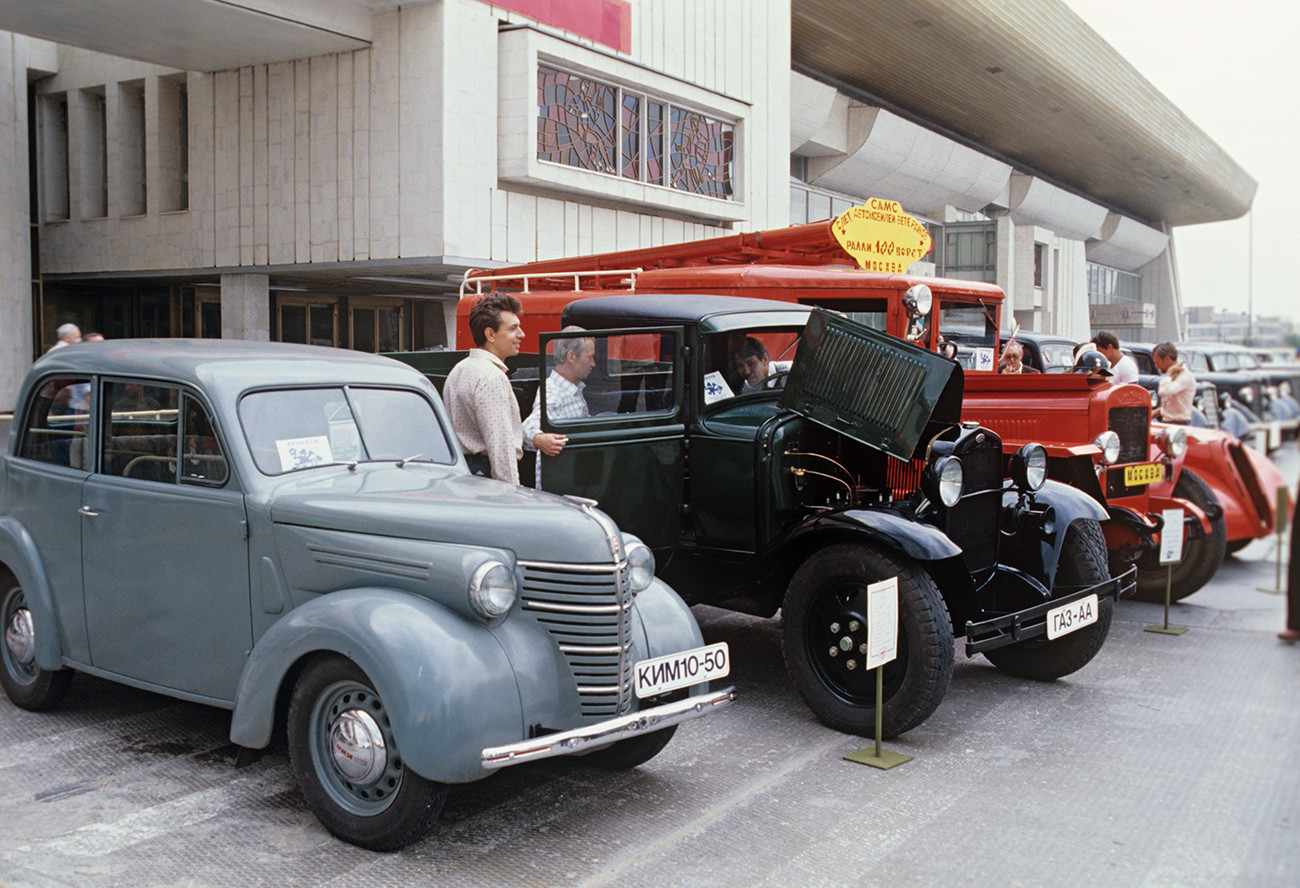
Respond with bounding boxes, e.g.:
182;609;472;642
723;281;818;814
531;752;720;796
0;517;65;671
230;588;520;784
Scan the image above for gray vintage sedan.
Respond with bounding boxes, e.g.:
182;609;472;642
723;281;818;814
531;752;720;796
0;340;733;850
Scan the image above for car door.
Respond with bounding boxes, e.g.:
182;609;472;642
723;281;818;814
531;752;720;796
535;327;686;551
80;380;251;702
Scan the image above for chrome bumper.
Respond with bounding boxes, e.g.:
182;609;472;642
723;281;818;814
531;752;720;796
481;687;737;771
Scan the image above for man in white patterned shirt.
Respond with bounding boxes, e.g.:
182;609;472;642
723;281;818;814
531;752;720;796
522;329;596;489
444;292;526;484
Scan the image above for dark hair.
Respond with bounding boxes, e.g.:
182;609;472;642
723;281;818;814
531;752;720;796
737;336;769;361
468;292;523;347
1153;341;1178;361
1093;330;1120;351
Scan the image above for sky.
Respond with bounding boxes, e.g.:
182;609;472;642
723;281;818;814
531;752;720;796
1065;0;1300;323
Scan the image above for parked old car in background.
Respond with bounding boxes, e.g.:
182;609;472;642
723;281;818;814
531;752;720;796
0;340;732;850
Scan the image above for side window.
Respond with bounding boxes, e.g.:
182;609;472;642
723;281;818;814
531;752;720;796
180;395;229;485
1186;351;1209;372
100;381;180;483
544;331;677;421
17;377;93;469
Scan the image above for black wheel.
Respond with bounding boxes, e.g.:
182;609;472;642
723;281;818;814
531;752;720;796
581;725;677;770
287;656;446;851
1133;468;1227;602
1;580;72;711
1225;538;1252;557
984;520;1114;680
781;544;953;738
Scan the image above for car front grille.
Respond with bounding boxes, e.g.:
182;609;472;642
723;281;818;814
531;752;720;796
1109;405;1150;464
943;436;1002;575
518;561;633;720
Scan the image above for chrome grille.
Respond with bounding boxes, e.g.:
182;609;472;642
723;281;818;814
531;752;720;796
519;561;632;720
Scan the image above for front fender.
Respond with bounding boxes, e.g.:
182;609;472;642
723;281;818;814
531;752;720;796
230;588;520;784
634;578;707;678
0;516;65;671
1004;479;1108;589
823;508;964;562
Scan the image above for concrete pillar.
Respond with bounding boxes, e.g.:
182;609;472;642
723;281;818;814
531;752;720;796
220;273;271;341
0;34;33;411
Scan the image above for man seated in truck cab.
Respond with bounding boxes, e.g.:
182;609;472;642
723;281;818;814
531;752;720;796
522;328;596;488
735;336;792;393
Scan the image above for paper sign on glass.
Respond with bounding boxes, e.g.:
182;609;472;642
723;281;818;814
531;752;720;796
702;371;734;405
973;347;995;372
865;577;900;670
276;435;333;472
1159;508;1185;565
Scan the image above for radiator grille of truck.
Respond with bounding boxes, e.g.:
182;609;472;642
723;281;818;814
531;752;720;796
941;440;1002;575
1109;405;1150;464
519;562;632;720
885;457;923;500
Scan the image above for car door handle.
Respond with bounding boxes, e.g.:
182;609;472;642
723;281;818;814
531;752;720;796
78;505;100;517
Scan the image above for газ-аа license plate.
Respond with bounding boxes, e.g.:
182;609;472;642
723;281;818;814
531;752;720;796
1046;595;1098;640
634;642;729;698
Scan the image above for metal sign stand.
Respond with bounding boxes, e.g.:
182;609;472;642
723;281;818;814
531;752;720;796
1147;507;1188;636
1257;486;1290;595
844;578;913;770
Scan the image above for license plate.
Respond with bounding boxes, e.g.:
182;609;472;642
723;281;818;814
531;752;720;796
1124;462;1163;486
634;642;729;698
1047;594;1098;640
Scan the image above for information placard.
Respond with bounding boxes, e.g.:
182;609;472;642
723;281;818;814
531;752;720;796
1159;508;1185;565
865;577;899;670
831;200;933;274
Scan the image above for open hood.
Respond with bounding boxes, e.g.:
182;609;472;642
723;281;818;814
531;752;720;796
780;309;964;461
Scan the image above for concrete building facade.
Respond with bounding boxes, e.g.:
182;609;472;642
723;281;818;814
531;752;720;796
0;0;1255;409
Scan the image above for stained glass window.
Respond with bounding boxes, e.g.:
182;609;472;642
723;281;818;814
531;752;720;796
537;65;734;199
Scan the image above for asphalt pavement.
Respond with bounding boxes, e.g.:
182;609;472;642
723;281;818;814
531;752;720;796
0;434;1297;888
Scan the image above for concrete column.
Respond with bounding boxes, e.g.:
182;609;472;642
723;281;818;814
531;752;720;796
220;273;271;341
0;34;33;411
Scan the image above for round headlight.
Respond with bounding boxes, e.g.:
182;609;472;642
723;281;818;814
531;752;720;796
935;456;963;507
1092;431;1121;465
1160;425;1188;459
1150;389;1159;408
624;540;655;593
469;561;516;619
1011;443;1048;492
902;283;933;318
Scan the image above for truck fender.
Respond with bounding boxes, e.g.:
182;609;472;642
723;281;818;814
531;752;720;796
794;509;963;562
1148;493;1212;536
0;517;65;671
1013;479;1108;589
230;588;521;785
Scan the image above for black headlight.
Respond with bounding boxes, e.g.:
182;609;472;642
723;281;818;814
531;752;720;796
1009;443;1048;491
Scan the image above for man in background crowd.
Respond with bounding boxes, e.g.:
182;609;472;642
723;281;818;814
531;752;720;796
1151;341;1195;424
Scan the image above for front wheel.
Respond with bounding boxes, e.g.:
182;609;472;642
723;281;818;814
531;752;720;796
1;581;72;711
984;520;1113;680
1134;468;1227;602
287;656;446;851
781;544;953;738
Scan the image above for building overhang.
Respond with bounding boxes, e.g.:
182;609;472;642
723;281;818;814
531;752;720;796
792;0;1256;227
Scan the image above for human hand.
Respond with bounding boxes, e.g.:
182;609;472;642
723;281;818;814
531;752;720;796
534;432;568;456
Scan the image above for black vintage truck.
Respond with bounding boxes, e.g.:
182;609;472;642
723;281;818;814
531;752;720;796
395;294;1133;737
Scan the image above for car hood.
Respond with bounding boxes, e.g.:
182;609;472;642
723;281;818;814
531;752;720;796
268;466;620;564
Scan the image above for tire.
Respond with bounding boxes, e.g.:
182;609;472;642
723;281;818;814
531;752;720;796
287;656;447;851
1133;468;1227;602
1;581;72;711
984;520;1114;681
581;725;677;770
781;544;953;739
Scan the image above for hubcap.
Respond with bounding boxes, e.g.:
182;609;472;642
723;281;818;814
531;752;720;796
5;606;36;666
330;708;387;785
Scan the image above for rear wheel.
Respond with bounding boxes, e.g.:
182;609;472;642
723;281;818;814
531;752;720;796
1;581;72;711
782;544;953;738
984;520;1113;680
1133;469;1227;602
287;656;446;851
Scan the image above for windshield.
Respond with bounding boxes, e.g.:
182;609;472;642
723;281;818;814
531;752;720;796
701;328;801;405
239;386;454;474
937;300;998;347
1039;341;1078;373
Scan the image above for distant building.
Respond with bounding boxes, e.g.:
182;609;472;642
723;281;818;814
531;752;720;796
1183;308;1295;346
0;0;1256;408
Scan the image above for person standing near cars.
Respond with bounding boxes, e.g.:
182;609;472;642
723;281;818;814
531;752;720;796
1094;331;1140;384
444;292;526;484
48;323;82;351
1151;341;1196;424
521;327;596;489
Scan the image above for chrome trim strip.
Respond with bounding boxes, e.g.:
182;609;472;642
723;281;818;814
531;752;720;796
518;558;626;574
481;688;737;770
576;684;622;695
523;600;632;615
558;643;625;654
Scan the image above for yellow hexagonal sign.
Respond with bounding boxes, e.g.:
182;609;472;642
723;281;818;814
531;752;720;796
831;199;933;273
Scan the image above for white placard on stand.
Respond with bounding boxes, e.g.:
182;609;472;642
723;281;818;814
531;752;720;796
1159;508;1185;565
865;577;899;670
